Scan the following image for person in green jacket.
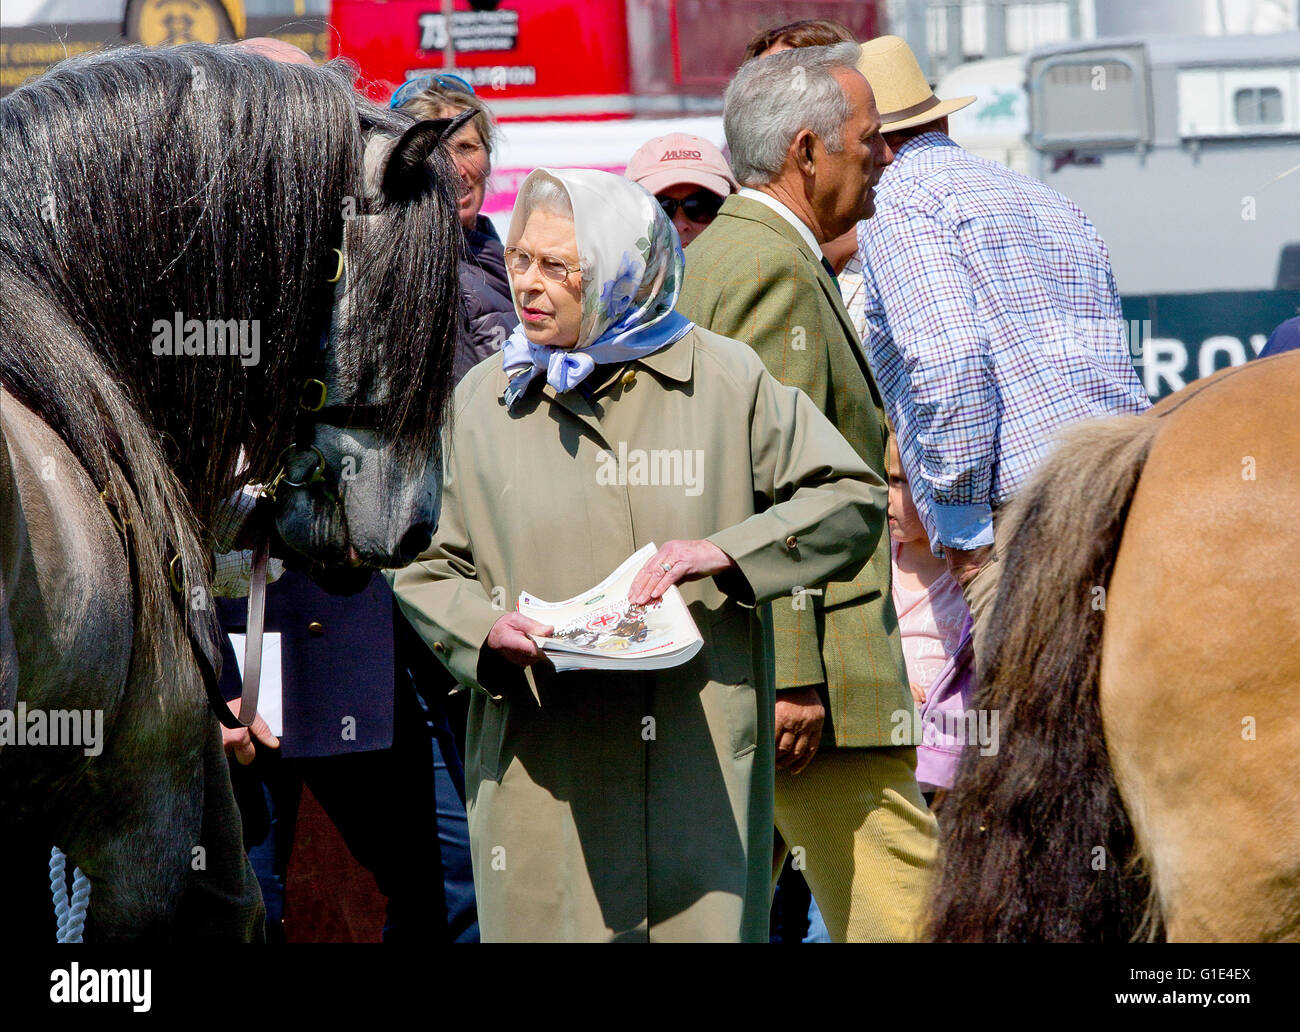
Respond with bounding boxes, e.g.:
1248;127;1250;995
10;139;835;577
676;41;938;942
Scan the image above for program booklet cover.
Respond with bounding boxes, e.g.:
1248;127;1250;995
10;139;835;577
519;543;704;672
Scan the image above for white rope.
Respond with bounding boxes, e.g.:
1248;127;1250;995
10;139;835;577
49;846;91;943
49;846;69;936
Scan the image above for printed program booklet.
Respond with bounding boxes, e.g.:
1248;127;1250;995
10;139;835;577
520;543;704;672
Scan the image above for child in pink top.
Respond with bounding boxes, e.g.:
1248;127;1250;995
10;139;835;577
887;435;973;800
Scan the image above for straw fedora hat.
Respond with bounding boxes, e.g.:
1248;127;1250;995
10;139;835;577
857;35;976;132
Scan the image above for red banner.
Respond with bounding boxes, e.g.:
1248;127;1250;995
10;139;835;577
330;0;631;116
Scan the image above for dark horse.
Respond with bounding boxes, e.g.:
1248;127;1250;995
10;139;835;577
0;45;465;939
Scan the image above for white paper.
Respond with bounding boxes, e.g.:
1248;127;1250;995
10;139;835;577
519;544;703;672
227;632;283;737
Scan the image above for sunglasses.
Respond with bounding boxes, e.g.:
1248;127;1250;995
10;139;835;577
504;246;581;283
389;72;476;110
656;190;724;224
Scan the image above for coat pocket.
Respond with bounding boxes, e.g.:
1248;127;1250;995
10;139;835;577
823;542;886;607
719;682;759;759
707;608;759;758
470;693;509;781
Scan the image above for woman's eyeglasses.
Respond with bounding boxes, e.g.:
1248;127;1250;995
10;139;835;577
656;190;724;224
504;246;580;283
389;73;476;110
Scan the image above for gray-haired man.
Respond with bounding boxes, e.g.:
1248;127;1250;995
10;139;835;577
678;43;937;942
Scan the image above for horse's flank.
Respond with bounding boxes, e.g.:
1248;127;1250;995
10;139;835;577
2;386;210;936
931;352;1300;942
1101;352;1300;941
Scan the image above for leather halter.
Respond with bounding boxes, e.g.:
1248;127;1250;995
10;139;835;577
221;230;393;731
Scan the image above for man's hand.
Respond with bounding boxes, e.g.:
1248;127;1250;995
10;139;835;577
629;540;736;605
221;698;280;766
944;544;993;589
774;685;825;775
486;613;555;668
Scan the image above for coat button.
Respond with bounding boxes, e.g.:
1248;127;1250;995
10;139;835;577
785;535;799;550
621;369;637;386
433;641;446;654
307;621;324;636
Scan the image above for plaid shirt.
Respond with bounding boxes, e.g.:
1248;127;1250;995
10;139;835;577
211;484;283;598
857;132;1150;552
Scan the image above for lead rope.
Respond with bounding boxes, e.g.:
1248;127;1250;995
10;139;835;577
49;846;91;943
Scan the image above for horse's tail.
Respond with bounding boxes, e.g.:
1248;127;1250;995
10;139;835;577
929;415;1163;942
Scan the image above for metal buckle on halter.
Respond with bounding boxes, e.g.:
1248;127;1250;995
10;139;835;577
168;552;185;594
263;444;328;502
300;378;328;412
327;247;344;284
98;485;131;534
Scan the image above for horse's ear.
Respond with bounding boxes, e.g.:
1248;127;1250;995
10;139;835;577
380;111;475;200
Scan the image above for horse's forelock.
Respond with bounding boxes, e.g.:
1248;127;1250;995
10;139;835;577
335;108;462;472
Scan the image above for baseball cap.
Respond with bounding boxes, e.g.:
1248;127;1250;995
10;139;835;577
625;133;739;198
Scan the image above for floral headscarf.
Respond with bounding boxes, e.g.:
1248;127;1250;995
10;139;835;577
501;168;694;407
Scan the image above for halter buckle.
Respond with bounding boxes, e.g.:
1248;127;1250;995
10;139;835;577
300;379;328;412
264;444;328;503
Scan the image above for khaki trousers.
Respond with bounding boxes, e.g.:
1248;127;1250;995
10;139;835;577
772;746;938;942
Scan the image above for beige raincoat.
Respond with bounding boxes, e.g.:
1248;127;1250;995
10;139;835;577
392;323;887;942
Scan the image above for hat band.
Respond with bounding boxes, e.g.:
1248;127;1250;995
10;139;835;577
878;93;942;124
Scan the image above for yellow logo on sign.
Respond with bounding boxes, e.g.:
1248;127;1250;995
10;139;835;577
128;0;245;46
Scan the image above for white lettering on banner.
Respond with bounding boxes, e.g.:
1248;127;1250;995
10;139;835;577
1143;338;1188;397
1197;334;1247;378
402;65;537;89
1140;333;1275;399
417;10;520;53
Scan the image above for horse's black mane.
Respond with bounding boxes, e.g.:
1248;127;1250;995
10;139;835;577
0;43;461;533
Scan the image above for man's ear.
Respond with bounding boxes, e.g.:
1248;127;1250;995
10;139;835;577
792;128;818;177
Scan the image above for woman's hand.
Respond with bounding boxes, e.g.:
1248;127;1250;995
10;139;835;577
486;612;555;667
629;540;736;605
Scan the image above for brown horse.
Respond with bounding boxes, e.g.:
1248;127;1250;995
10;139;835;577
930;350;1300;942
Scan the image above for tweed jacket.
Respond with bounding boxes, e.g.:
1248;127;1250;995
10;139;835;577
677;193;913;748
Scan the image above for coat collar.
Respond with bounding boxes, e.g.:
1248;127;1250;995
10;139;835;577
495;327;696;444
735;188;822;257
716;195;861;351
718;194;823;267
713;196;873;389
634;324;694;382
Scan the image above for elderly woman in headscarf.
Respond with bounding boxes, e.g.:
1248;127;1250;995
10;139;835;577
392;168;888;943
